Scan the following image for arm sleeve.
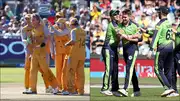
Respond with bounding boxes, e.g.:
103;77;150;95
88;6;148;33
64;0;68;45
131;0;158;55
71;30;76;41
104;23;112;43
150;26;162;50
50;35;55;54
43;26;50;36
21;28;28;45
52;27;70;36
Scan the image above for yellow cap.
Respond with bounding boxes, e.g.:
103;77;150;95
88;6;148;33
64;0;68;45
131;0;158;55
56;18;66;24
69;18;78;25
56;12;64;17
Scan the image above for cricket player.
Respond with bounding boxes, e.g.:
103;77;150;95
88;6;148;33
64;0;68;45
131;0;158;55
23;13;59;94
65;18;86;95
100;10;121;96
21;14;52;94
50;18;71;95
147;6;175;97
117;9;141;97
170;12;180;97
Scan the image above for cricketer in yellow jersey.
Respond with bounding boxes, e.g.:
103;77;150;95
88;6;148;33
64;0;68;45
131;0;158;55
23;13;59;94
21;14;53;94
65;18;86;95
50;18;71;95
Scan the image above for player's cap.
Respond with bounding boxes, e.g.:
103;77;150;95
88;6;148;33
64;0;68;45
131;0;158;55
56;12;64;17
56;18;66;24
69;18;78;25
155;6;169;14
110;10;119;16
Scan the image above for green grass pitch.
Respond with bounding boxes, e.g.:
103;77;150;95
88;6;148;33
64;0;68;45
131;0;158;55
90;88;180;101
0;67;90;84
90;78;180;101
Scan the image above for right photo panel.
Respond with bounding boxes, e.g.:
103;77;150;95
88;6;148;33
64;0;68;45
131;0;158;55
90;0;180;101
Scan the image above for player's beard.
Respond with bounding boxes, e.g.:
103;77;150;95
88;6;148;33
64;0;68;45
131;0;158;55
122;19;129;25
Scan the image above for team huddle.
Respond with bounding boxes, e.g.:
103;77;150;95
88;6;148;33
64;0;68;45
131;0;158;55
21;12;86;95
100;7;180;97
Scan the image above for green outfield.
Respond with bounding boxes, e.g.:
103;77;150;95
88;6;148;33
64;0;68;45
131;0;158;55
91;88;180;101
90;78;180;101
0;67;90;84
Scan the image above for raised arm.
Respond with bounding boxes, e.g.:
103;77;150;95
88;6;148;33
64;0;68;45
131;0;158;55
51;26;70;36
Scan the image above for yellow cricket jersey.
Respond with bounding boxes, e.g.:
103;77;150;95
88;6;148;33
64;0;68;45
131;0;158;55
53;24;71;54
69;27;86;60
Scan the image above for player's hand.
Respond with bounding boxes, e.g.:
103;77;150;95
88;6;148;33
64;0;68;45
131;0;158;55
147;51;152;59
51;53;55;60
121;34;128;39
139;27;147;33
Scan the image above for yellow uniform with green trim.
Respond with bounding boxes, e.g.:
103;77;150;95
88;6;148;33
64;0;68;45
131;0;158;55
67;26;86;95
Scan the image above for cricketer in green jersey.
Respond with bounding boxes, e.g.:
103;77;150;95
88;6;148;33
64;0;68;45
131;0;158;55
147;6;175;97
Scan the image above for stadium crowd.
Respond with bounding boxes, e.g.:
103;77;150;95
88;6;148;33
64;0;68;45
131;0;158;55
0;0;90;39
89;0;180;55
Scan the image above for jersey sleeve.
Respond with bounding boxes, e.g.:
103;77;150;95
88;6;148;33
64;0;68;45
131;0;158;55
43;26;50;36
21;28;28;45
71;29;76;41
150;25;162;50
53;28;70;36
50;35;55;54
104;23;112;43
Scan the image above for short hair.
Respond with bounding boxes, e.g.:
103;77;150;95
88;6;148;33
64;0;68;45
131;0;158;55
122;9;132;16
31;13;41;23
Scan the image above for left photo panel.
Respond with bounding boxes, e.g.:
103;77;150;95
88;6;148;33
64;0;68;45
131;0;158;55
0;0;90;101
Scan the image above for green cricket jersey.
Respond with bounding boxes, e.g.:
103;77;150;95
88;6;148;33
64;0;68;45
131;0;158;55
118;21;139;46
103;21;121;47
150;18;173;51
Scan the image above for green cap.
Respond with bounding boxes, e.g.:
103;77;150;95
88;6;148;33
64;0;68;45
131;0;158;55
110;10;119;16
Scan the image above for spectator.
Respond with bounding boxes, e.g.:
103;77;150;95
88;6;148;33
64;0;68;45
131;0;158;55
158;0;168;7
131;0;143;12
148;13;159;30
138;13;149;28
133;4;143;21
90;3;101;21
99;0;111;11
101;5;111;31
143;0;156;16
1;16;9;25
4;5;14;19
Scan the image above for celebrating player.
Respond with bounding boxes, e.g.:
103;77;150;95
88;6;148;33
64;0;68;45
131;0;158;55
100;10;120;96
117;9;141;97
65;18;86;95
50;18;71;95
147;6;175;97
23;13;59;94
21;14;53;94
